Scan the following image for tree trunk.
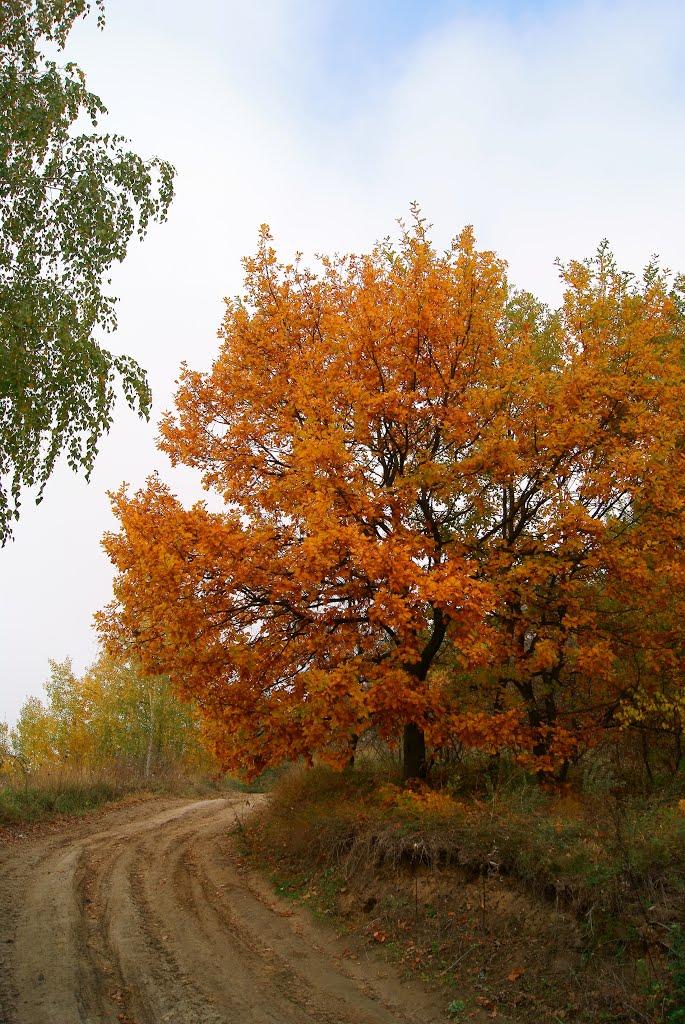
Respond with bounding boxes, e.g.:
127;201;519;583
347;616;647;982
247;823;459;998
396;605;447;783
524;684;558;780
144;685;155;779
144;729;155;779
403;722;427;782
345;733;359;770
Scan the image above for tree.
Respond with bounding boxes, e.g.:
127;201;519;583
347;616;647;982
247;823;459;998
0;0;175;541
98;214;685;780
0;719;28;786
11;653;214;776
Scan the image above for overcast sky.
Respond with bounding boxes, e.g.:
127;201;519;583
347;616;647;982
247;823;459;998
1;0;684;723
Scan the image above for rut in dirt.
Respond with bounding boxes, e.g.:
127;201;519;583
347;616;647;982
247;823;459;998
0;796;450;1024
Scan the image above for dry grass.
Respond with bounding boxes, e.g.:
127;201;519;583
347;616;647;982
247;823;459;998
0;763;240;825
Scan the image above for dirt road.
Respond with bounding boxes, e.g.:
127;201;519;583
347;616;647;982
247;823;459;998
0;796;449;1024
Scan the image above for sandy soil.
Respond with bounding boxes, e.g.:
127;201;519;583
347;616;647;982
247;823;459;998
0;796;450;1023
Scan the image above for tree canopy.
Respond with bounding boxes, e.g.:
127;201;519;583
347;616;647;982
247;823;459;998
98;214;685;779
0;0;175;541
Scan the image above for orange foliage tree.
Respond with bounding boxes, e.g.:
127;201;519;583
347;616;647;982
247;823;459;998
98;213;685;779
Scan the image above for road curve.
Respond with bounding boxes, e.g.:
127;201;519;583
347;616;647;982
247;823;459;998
0;796;448;1024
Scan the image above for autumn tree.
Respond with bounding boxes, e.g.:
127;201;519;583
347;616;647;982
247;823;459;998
0;720;25;785
0;0;175;541
11;653;213;777
98;214;685;780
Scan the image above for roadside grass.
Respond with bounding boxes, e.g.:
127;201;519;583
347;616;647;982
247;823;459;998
0;765;265;826
240;763;685;1024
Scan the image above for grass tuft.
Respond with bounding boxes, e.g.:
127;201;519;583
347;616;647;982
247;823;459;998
0;776;127;824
